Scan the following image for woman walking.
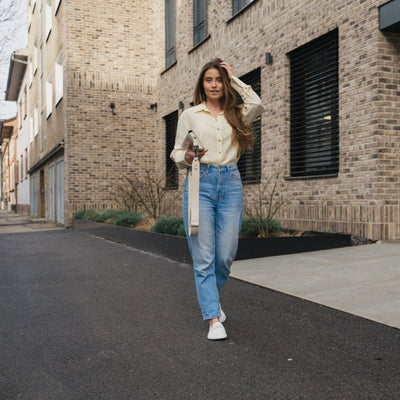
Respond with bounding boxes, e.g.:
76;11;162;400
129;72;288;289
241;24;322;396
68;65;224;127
171;59;265;340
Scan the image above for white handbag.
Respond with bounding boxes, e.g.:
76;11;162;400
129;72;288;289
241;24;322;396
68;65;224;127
183;130;204;236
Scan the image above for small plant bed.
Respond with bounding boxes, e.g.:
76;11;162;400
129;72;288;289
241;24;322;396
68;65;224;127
73;210;352;263
73;209;142;228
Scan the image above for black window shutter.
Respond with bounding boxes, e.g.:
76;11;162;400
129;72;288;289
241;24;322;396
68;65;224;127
289;29;339;178
165;111;179;189
233;0;253;15
237;67;262;184
193;0;207;46
165;0;176;68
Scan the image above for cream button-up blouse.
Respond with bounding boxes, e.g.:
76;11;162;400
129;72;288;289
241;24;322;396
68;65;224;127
170;76;266;169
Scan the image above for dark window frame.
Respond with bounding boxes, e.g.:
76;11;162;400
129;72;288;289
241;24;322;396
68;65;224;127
237;67;262;185
165;0;176;69
288;29;339;179
193;0;208;47
228;0;258;23
164;110;179;190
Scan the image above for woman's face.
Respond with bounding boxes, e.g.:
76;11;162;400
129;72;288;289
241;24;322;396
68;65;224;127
203;68;224;103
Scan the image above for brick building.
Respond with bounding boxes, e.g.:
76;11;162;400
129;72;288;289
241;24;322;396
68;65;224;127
158;0;400;240
0;118;18;211
20;0;399;240
4;49;30;215
26;0;161;225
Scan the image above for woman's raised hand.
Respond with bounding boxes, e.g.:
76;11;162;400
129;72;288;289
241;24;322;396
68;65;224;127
219;61;234;81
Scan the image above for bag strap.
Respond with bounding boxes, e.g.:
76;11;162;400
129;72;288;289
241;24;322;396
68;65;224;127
188;133;200;236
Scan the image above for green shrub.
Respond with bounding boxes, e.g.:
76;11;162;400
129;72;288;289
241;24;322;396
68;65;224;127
73;210;86;219
177;225;187;237
113;212;142;227
73;209;97;220
240;217;260;238
268;218;283;235
240;217;283;238
151;216;185;236
92;210;122;223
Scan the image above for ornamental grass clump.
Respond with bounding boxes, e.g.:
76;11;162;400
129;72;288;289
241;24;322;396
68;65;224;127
73;209;97;220
113;211;142;227
240;217;283;238
151;216;186;237
92;210;122;223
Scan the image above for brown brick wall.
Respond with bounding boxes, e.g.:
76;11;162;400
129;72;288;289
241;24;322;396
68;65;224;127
158;0;400;240
62;0;163;224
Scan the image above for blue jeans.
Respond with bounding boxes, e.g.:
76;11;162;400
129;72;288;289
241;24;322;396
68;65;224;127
183;164;243;320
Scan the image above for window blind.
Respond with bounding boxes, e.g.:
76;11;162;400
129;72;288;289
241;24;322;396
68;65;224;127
237;67;262;184
233;0;254;15
165;0;176;68
193;0;207;46
289;29;339;178
165;110;179;189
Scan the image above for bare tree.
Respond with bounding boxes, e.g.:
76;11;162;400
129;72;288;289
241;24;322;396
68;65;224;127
0;0;25;66
244;169;286;237
114;170;180;222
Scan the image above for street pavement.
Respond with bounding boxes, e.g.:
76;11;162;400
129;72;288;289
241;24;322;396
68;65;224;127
0;210;399;399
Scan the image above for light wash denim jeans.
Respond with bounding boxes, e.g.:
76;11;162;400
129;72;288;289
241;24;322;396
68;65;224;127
183;164;243;320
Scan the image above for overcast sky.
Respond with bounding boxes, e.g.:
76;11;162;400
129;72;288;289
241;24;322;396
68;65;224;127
0;0;27;120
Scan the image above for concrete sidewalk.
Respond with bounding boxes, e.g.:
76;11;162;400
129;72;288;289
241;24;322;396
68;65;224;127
0;210;62;233
232;241;400;330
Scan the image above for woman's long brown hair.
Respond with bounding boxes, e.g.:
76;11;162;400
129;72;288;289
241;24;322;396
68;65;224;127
193;58;253;155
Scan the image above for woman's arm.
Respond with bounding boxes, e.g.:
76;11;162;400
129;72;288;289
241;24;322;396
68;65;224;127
170;112;207;168
230;75;266;125
170;113;191;169
220;61;266;125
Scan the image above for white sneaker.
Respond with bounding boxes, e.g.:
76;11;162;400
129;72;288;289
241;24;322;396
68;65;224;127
207;322;227;340
220;306;226;323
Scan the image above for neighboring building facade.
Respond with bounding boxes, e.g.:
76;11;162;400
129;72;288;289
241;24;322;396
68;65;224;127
0;118;18;211
26;0;162;225
16;70;31;216
4;50;31;215
158;0;400;240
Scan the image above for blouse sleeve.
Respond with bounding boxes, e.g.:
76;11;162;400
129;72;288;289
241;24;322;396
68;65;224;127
230;75;266;125
170;111;191;169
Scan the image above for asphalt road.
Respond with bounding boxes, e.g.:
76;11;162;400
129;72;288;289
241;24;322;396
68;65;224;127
0;228;399;400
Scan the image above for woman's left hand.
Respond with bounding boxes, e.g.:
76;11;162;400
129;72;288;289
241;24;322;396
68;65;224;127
220;61;234;81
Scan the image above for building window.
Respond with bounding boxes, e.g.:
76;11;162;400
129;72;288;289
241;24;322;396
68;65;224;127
20;154;24;183
232;0;255;15
24;85;28;119
164;110;179;189
30;114;34;143
33;46;38;75
193;0;208;46
288;29;339;178
28;62;32;87
165;0;176;69
55;0;62;15
34;105;39;137
41;112;45;150
55;51;63;105
46;75;52;118
28;1;32;30
237;67;262;184
45;0;52;40
19;100;23;128
25;148;28;178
